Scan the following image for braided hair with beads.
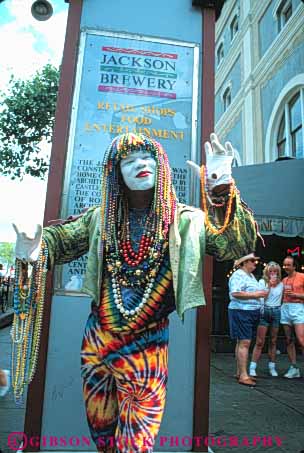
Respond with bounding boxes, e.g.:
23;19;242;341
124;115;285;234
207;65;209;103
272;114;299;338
99;133;177;258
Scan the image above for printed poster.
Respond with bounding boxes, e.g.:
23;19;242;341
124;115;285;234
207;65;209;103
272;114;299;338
59;31;199;290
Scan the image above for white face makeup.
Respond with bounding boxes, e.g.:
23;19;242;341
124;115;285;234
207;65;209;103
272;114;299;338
120;151;156;191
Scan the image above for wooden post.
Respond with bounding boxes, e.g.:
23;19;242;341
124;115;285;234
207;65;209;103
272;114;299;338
193;6;215;453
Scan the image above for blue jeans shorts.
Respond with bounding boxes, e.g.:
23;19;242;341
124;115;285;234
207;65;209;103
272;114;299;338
259;306;281;328
228;308;260;340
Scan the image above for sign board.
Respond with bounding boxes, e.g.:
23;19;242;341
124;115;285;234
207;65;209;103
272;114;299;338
58;30;199;291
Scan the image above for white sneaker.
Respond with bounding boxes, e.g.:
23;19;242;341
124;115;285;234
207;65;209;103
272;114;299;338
269;367;278;377
249;368;257;377
284;366;301;379
0;369;10;397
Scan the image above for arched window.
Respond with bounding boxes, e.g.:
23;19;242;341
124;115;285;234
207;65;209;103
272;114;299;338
276;91;304;159
265;76;304;162
276;0;292;32
217;42;224;67
223;87;231;112
230;15;239;42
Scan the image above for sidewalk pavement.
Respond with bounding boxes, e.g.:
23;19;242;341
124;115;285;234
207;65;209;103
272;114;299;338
0;323;27;453
1;320;304;453
210;353;304;453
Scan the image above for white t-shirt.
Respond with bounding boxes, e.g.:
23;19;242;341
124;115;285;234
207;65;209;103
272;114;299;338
228;269;261;310
258;279;283;308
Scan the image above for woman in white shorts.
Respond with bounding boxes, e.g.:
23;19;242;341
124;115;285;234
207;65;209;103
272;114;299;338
249;262;283;377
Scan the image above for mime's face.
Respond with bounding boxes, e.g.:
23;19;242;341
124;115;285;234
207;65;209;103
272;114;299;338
120;151;156;191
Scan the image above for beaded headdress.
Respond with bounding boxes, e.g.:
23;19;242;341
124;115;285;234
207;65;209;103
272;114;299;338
99;133;177;252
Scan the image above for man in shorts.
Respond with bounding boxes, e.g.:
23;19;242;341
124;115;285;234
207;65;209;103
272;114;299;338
281;256;304;378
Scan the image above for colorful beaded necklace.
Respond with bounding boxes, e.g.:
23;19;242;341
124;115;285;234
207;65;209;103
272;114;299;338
11;240;48;403
99;133;177;322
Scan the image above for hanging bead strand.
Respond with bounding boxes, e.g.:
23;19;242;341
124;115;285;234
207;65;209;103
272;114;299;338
11;240;48;403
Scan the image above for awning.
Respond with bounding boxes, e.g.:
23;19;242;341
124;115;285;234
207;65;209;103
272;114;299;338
255;215;304;237
232;159;304;238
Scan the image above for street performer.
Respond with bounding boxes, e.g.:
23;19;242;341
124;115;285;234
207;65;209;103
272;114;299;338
12;132;258;453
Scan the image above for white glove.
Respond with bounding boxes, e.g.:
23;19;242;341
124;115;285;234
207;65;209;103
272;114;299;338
187;133;234;190
12;224;42;263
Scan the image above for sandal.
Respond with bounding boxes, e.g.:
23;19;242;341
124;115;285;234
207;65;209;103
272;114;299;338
238;376;256;387
234;374;256;381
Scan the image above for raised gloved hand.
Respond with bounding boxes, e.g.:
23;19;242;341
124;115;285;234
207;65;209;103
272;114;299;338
187;132;234;192
12;224;42;263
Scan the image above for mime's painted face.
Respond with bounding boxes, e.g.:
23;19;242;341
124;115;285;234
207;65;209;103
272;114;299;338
120;151;156;191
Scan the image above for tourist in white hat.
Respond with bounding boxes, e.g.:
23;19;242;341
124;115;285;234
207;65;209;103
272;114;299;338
228;253;269;386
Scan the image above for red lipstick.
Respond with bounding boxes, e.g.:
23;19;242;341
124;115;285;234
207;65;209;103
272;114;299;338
136;171;151;178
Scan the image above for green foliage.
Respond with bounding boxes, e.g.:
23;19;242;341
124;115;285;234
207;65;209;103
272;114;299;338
0;64;59;179
0;242;15;269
